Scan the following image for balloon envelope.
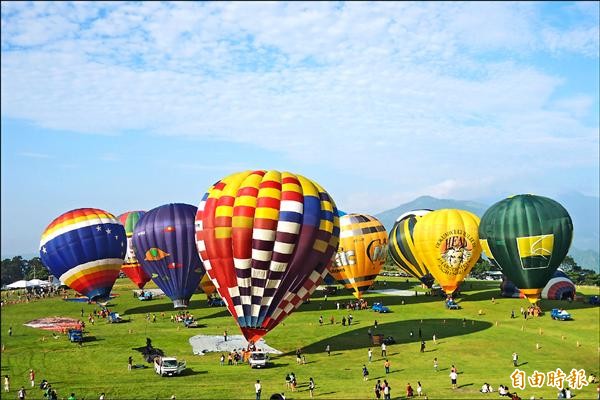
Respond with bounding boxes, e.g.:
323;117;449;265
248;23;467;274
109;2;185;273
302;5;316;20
331;214;387;298
388;210;435;287
133;203;204;308
40;208;126;301
479;194;573;303
501;270;576;301
117;211;151;289
195;170;340;342
200;274;217;296
413;209;482;296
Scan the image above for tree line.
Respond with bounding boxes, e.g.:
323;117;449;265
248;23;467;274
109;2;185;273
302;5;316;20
3;253;598;288
1;256;49;287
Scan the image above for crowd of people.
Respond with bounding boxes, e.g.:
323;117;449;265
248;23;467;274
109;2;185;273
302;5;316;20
3;370;95;400
1;286;67;307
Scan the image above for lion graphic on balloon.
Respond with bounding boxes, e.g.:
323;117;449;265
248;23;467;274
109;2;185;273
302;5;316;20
441;236;472;273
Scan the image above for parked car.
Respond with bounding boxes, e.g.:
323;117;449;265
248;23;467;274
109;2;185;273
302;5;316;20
372;302;390;313
107;312;124;323
550;308;572;321
154;356;186;376
248;351;270;369
67;329;83;343
183;317;199;328
138;291;153;301
207;297;225;307
445;299;460;310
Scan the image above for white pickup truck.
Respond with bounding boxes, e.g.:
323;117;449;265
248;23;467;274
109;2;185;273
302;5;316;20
248;351;270;369
154;356;186;376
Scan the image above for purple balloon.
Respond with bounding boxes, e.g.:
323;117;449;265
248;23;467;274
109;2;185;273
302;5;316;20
133;203;204;308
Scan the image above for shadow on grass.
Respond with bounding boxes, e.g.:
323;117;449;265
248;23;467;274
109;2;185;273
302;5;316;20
286;318;493;355
83;336;102;342
179;369;208;377
457;383;474;388
124;299;206;314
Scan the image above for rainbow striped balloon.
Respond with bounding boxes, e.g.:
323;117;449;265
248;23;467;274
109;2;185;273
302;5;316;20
117;211;151;289
195;170;340;342
40;208;126;301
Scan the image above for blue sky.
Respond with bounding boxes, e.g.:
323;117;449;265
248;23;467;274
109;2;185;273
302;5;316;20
1;1;599;257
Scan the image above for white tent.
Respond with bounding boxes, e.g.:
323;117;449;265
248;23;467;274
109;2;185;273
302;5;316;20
5;279;52;289
28;279;51;287
5;280;29;289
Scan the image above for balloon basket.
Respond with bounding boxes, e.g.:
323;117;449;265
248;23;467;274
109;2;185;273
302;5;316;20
173;299;189;309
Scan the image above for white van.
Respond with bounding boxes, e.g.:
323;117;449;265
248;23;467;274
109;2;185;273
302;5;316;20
248;351;269;368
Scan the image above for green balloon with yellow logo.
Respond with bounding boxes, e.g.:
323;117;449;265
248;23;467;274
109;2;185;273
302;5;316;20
479;195;573;304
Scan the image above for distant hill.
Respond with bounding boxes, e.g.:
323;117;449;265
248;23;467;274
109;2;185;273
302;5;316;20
555;192;599;254
375;193;599;272
375;195;489;231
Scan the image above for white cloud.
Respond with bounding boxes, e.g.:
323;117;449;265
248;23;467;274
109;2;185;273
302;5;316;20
1;1;598;211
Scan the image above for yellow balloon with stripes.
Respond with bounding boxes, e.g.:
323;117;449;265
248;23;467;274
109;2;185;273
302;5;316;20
331;214;388;299
413;209;482;296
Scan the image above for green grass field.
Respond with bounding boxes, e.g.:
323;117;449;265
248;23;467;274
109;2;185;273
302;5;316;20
1;278;598;400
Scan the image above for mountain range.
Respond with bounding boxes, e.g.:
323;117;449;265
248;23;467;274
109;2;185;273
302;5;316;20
374;193;599;272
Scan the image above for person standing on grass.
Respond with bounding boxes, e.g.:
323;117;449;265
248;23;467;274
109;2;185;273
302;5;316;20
128;356;133;371
512;352;518;367
325;344;330;356
383;381;391;400
368;348;373;362
450;370;458;389
374;380;382;399
420;340;426;353
255;380;261;400
224;330;228;342
4;375;9;392
28;370;34;388
433;358;439;372
362;365;369;381
308;377;315;398
17;386;26;400
381;342;387;357
417;381;423;396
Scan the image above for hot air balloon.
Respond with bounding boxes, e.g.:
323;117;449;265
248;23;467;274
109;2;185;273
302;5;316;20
388;210;435;287
413;209;482;296
330;214;387;298
40;208;126;301
117;211;151;289
479;194;573;304
195;170;340;342
501;270;576;301
200;274;217;297
133;203;204;308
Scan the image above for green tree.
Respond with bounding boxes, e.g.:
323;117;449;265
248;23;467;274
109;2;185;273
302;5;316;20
560;256;582;273
470;257;494;277
24;257;49;280
1;256;26;286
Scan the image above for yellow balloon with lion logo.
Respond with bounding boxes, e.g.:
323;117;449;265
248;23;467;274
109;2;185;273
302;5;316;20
331;214;388;299
413;209;482;296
